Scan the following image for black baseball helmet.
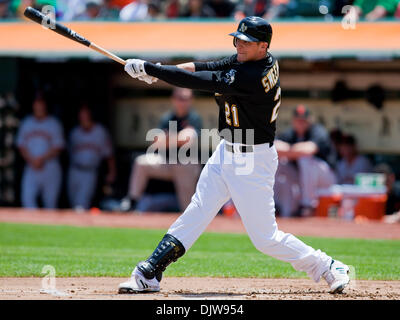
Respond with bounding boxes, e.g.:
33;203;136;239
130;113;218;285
229;16;273;48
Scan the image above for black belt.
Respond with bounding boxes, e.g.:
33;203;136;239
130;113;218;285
225;142;273;153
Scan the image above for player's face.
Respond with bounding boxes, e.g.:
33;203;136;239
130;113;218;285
33;99;47;119
79;108;93;129
292;117;310;136
172;89;192;117
235;38;267;62
338;143;355;159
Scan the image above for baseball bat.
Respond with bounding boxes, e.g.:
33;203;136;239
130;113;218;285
23;6;126;65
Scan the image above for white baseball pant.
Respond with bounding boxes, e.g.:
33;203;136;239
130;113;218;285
168;139;332;282
67;167;98;209
21;160;62;209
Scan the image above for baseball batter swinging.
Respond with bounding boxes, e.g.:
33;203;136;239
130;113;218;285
119;17;350;294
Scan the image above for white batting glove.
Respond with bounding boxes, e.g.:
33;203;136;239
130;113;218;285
136;62;161;84
125;59;147;78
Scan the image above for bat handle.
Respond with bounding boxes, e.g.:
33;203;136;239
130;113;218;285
89;43;126;65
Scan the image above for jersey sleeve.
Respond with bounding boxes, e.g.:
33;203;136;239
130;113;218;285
145;62;260;96
194;55;237;72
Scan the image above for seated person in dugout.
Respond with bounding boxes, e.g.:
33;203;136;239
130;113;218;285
123;88;203;212
274;104;336;217
335;134;373;185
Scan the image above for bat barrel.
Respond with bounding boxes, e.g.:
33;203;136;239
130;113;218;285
23;6;91;47
23;6;125;65
23;6;45;24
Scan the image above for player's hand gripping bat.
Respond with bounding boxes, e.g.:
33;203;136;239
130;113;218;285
23;6;126;65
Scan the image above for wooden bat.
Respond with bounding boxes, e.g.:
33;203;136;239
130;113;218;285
23;6;126;65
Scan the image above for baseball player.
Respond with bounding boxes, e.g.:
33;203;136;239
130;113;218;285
67;105;116;210
119;17;350;294
17;93;65;209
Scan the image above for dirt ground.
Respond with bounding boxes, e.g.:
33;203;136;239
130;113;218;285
1;277;399;300
1;208;400;300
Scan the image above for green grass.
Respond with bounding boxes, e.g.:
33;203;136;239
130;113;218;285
0;223;399;280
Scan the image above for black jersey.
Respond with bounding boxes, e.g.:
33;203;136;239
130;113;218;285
145;53;281;145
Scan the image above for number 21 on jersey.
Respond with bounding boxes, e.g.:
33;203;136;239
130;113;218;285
270;86;281;123
225;102;239;127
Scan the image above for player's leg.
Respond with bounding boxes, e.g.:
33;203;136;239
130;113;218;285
67;167;80;209
21;166;40;208
119;141;230;293
171;163;201;211
297;156;336;213
68;168;97;210
225;145;349;293
41;161;62;209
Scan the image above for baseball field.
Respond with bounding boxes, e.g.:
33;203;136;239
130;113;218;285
0;209;399;300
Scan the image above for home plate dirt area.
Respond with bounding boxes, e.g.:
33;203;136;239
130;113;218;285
1;209;400;300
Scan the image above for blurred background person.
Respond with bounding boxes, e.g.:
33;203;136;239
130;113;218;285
13;0;56;17
119;0;152;21
67;105;116;210
122;88;202;213
274;104;336;217
329;128;344;164
73;0;118;20
58;0;119;21
263;0;290;20
57;0;87;20
108;0;132;8
16;93;65;209
234;0;268;20
181;0;216;18
0;0;14;19
205;0;235;17
374;163;400;216
345;0;400;21
335;134;373;185
164;0;181;18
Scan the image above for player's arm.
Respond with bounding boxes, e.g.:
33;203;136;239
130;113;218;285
34;120;65;167
127;61;248;95
37;147;63;163
365;5;389;20
275;139;318;160
175;55;237;73
18;146;35;166
290;141;318;157
176;62;196;72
